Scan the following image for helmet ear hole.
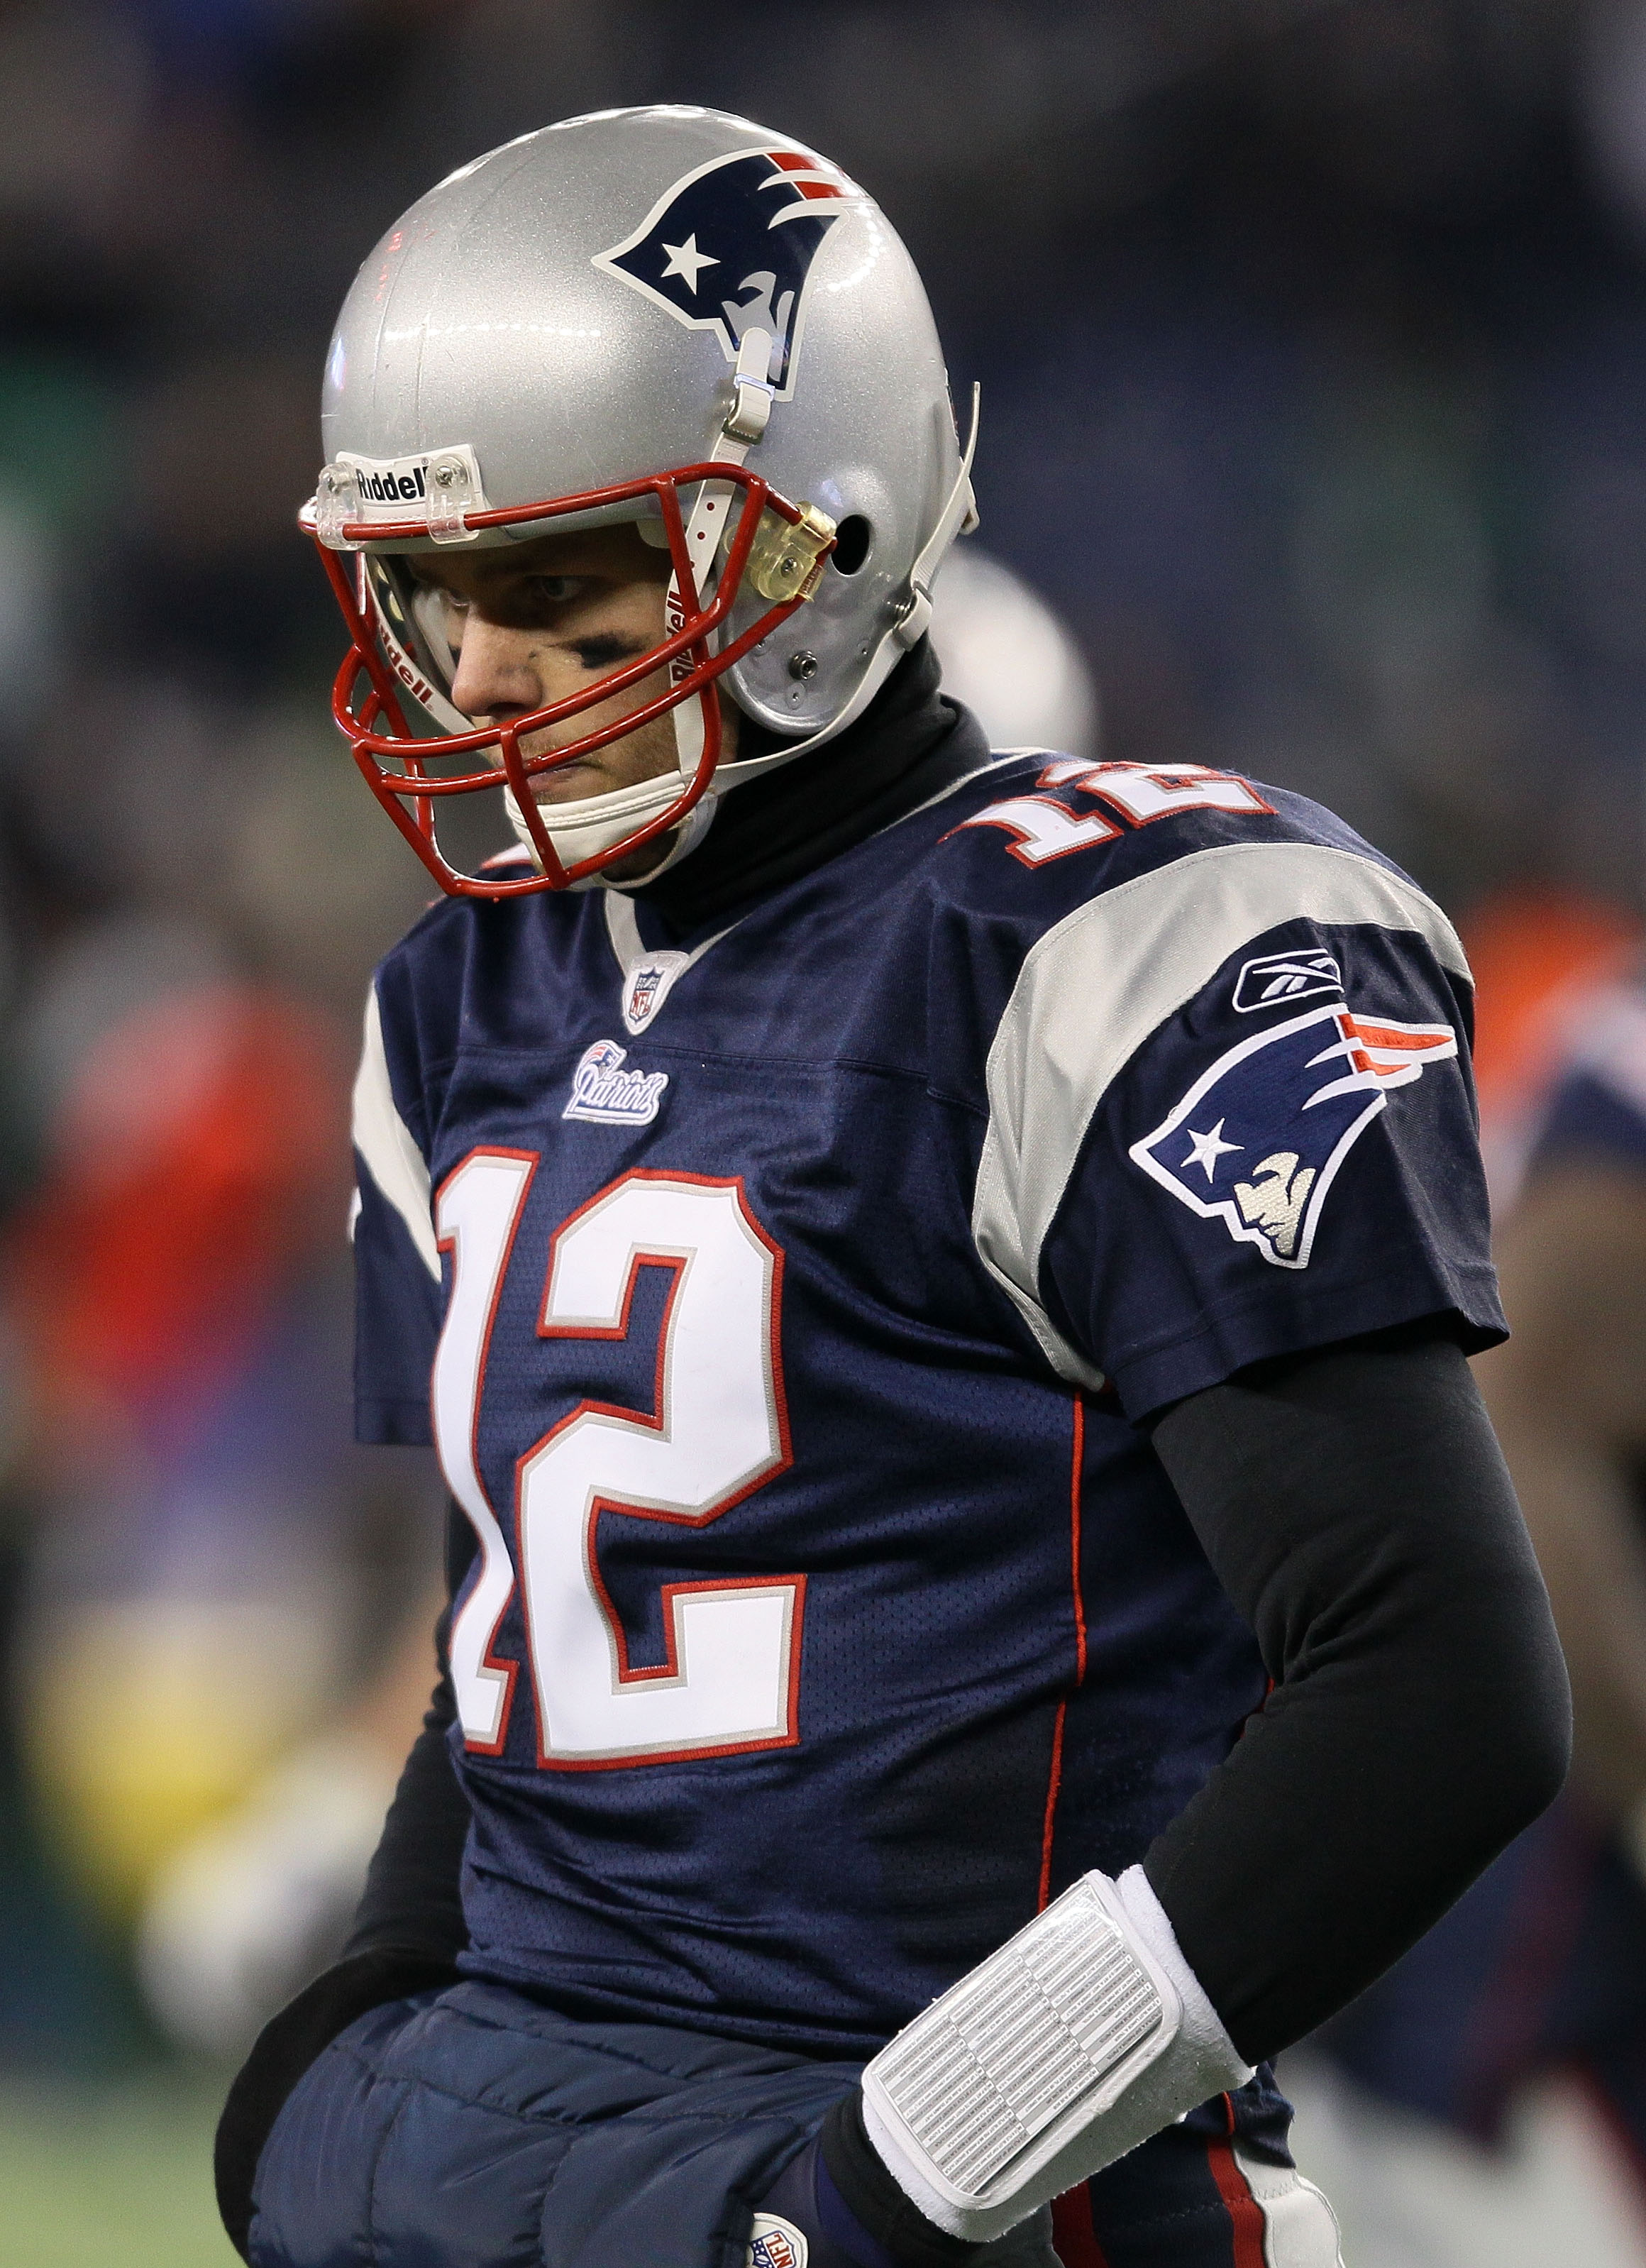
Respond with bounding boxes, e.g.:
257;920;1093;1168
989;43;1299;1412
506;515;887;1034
830;514;872;576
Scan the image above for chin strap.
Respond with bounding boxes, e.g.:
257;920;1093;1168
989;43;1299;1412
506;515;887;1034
663;326;770;783
502;764;719;888
888;381;983;654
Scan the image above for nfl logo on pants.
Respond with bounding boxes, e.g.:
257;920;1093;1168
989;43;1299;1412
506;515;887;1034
747;2213;807;2268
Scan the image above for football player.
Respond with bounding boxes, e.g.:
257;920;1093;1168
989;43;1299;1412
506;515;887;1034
216;108;1569;2268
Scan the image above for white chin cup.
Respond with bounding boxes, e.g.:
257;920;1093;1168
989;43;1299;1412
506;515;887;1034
860;1866;1252;2245
502;674;719;888
505;769;717;890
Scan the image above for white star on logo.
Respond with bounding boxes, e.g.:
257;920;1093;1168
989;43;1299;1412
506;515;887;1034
1181;1118;1243;1182
660;235;717;290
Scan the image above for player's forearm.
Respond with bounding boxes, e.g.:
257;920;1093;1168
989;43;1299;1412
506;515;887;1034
344;1678;470;1964
348;1514;475;1962
1145;1328;1570;2064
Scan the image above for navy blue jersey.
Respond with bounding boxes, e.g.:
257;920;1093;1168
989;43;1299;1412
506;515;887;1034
349;752;1501;2059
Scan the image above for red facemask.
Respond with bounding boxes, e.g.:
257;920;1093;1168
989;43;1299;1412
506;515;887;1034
308;461;835;897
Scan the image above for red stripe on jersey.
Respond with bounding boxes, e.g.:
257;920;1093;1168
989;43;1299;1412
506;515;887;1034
1050;2183;1111;2267
1039;1394;1090;1909
1071;1394;1088;1683
1037;1700;1066;1912
1207;2098;1268;2268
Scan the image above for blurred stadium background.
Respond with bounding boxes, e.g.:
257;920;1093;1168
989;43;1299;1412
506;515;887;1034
6;1;1646;2261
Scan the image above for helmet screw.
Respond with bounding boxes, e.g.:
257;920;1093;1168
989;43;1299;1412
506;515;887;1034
788;651;819;682
434;462;459;488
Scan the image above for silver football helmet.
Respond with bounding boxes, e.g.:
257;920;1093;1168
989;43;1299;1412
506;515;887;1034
306;104;978;893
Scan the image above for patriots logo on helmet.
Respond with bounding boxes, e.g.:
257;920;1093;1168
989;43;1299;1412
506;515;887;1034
1131;1002;1459;1269
593;147;859;392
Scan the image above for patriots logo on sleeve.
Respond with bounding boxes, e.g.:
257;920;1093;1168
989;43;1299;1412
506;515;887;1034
593;147;858;390
1130;1003;1459;1269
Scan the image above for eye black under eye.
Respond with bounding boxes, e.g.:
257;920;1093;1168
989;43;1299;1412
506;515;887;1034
570;634;644;671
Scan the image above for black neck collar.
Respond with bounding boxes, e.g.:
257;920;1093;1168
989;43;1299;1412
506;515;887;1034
631;639;991;942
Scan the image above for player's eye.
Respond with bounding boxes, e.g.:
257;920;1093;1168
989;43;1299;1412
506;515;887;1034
489;573;595;628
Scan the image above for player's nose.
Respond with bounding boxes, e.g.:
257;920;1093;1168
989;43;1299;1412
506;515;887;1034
449;617;545;722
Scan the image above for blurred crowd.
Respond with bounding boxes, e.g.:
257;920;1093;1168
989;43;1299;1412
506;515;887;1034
6;0;1646;2240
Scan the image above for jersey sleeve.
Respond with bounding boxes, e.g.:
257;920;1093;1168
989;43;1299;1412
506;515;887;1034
350;981;443;1446
971;837;1506;1420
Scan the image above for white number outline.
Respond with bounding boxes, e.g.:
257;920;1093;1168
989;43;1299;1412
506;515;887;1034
433;1146;538;1756
951;759;1274;867
433;1157;803;1771
523;1169;801;1771
950;759;1122;867
1073;760;1276;828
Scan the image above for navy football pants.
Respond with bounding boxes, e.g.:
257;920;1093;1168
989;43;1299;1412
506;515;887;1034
248;1981;1339;2268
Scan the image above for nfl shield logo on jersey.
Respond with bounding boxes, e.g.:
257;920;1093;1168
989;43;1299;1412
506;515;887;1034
622;950;690;1035
746;2215;807;2268
1132;1003;1457;1269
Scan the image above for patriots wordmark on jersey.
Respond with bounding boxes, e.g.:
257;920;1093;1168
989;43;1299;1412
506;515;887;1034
348;752;1498;2066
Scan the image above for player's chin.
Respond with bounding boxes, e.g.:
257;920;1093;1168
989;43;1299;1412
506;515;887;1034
521;720;676;802
528;760;609;803
531;755;671;806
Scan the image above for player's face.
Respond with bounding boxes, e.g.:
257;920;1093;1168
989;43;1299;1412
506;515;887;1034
409;523;738;879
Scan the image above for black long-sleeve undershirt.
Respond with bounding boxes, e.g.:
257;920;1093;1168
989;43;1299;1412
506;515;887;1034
1144;1326;1570;2064
216;1328;1571;2259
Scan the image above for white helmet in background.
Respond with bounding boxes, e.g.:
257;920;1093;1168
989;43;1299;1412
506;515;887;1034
306;104;978;894
929;546;1100;761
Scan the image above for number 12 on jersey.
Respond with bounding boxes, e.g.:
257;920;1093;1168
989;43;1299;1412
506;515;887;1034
432;1157;802;1769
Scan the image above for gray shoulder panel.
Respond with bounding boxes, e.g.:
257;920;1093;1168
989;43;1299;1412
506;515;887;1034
970;840;1470;1385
